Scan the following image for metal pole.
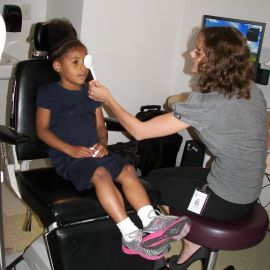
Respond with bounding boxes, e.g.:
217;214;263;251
0;170;6;270
204;250;218;270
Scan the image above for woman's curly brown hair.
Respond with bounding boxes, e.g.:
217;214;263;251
197;27;254;99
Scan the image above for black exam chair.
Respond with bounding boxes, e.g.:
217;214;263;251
0;23;160;270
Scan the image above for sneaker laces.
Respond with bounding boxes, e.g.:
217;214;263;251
148;209;162;219
124;229;142;243
148;209;178;221
144;209;181;232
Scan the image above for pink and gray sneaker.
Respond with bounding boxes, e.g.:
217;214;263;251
122;229;169;260
142;213;191;249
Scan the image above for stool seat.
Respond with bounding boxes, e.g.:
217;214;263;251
177;203;269;250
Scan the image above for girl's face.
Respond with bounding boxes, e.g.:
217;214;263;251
53;46;89;90
190;34;205;74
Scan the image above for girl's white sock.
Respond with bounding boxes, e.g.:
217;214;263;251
137;205;157;227
116;217;139;242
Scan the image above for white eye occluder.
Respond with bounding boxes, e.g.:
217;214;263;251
84;54;97;80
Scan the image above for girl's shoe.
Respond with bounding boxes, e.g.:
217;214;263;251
169;246;208;270
122;230;169;261
142;214;191;249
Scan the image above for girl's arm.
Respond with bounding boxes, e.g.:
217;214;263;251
36;107;92;158
91;107;108;157
96;107;108;147
88;81;190;140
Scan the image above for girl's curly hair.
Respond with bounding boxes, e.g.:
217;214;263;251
197;27;254;99
47;18;77;54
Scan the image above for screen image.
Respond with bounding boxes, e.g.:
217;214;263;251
203;15;266;72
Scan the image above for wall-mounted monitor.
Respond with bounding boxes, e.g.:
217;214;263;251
202;15;266;81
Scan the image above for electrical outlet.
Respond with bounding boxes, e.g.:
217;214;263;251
22;4;31;20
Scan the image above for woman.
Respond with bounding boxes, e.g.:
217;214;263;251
88;27;267;269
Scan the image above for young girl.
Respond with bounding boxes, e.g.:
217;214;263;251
36;38;191;261
88;27;267;269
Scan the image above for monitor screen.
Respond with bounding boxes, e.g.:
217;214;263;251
202;15;266;76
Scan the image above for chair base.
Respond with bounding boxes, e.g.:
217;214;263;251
23;235;51;270
46;213;154;270
21;212;155;270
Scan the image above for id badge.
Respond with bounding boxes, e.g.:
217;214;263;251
187;185;209;215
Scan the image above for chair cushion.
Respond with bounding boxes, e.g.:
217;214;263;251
17;167;160;228
172;203;269;250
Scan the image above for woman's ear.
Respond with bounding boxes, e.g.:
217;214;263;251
53;61;61;73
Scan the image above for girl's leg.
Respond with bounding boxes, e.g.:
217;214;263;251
116;165;157;227
117;165;191;249
91;166;169;260
91;166;128;223
116;164;151;211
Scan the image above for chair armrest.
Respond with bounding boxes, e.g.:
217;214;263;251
105;117;126;132
0;125;30;144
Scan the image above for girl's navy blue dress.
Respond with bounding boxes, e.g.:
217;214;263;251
37;82;128;191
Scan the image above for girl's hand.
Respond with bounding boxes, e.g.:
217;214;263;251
88;80;111;103
90;143;108;158
66;145;93;158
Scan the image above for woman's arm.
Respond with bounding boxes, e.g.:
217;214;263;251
36;107;92;158
88;81;190;140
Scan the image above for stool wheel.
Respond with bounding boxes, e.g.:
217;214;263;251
223;266;235;270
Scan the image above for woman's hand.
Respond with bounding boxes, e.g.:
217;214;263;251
88;80;112;104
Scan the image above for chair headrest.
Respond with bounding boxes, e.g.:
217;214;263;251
34;22;49;51
34;20;77;52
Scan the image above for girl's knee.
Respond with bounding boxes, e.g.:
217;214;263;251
92;167;111;183
122;164;136;175
118;164;139;184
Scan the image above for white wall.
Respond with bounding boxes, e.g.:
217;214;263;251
0;0;47;60
80;0;184;115
46;0;83;37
